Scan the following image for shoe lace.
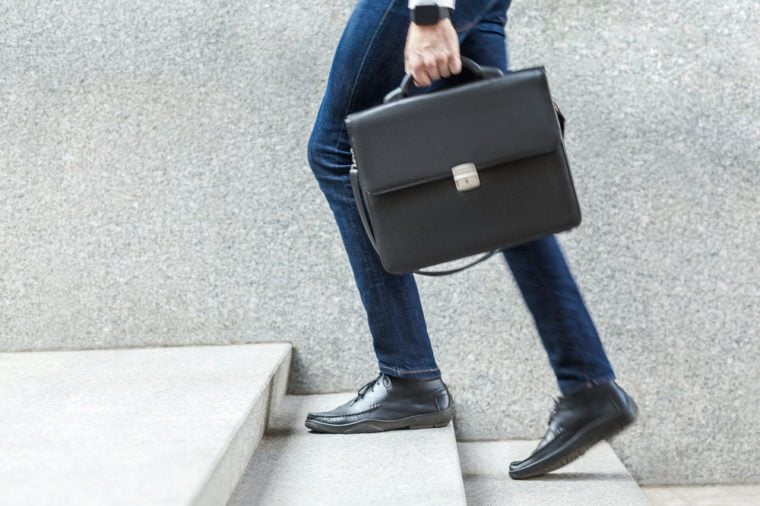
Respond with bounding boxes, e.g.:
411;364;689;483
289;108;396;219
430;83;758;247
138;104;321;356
548;395;566;423
352;373;384;404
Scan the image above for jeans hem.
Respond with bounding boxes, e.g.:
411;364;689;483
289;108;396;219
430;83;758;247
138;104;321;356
378;363;442;380
559;372;617;397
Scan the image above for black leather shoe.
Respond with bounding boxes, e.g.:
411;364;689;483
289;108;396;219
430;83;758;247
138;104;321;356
304;372;454;434
509;380;638;479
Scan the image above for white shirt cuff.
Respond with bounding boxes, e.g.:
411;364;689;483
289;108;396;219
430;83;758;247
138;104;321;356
408;0;456;10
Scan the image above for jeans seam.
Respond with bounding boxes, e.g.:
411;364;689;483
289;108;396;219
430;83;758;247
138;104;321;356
330;0;396;162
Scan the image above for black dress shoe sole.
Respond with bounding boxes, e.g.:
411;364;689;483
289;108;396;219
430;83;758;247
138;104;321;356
305;406;453;434
508;406;637;480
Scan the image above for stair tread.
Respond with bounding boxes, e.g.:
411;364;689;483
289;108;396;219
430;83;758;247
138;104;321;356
228;393;467;506
458;440;650;505
0;343;291;506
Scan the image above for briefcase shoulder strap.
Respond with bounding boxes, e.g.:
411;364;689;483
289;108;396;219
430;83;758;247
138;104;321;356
412;249;499;276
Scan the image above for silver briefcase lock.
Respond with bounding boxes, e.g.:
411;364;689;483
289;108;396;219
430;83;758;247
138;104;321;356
451;162;480;192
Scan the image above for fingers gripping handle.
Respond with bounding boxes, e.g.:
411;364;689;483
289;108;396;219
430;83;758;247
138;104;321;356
383;56;504;104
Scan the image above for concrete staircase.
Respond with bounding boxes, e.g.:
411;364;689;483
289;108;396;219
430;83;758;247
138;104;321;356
227;393;467;505
0;342;650;505
230;392;650;506
0;343;292;506
458;440;650;505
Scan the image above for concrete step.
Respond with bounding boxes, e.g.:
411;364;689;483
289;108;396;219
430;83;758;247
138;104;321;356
642;485;760;506
0;342;292;506
457;440;650;505
228;393;467;505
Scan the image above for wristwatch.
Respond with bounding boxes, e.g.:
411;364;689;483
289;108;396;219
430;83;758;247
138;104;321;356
410;3;453;26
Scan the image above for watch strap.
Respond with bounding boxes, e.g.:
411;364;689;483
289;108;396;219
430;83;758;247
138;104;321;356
410;5;453;25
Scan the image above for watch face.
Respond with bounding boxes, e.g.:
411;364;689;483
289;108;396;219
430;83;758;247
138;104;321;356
414;4;439;25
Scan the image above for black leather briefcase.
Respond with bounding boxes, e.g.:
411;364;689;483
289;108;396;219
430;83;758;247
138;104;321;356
346;57;579;276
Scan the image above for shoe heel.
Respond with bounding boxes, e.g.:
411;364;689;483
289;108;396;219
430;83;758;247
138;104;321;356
434;387;451;411
602;407;638;443
615;392;639;427
405;405;454;430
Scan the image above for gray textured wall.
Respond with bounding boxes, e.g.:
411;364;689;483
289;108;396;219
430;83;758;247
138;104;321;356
1;0;758;485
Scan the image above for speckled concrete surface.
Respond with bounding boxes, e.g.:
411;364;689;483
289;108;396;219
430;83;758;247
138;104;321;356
1;0;758;485
0;343;291;506
642;485;760;506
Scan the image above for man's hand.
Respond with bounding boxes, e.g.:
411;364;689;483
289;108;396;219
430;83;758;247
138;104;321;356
404;17;461;88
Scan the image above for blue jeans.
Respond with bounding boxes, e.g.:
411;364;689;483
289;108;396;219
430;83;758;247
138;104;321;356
306;0;616;396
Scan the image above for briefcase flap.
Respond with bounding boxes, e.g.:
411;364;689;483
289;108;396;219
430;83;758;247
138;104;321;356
344;67;563;196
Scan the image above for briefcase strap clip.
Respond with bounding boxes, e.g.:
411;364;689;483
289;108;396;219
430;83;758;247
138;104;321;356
451;162;480;192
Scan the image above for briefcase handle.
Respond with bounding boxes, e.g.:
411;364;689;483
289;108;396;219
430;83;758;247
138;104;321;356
382;57;566;135
383;56;503;104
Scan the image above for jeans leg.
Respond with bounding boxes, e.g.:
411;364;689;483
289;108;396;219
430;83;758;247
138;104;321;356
306;0;457;380
451;0;617;396
502;236;617;396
